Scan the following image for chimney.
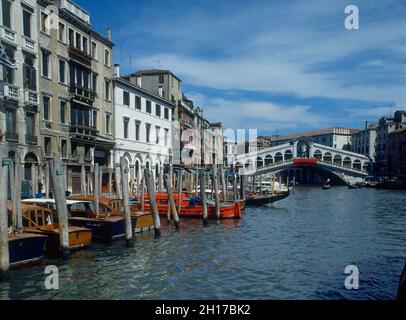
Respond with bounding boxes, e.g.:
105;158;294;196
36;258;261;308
107;27;112;41
114;64;120;78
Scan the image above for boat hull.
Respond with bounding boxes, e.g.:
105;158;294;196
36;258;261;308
8;233;47;268
24;227;92;256
246;191;290;206
68;217;134;241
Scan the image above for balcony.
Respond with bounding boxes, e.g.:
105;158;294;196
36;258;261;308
23;37;36;52
25;135;38;146
69;85;96;105
0;27;16;43
5;132;19;143
24;90;39;105
70;124;98;140
4;85;20;101
68;44;92;65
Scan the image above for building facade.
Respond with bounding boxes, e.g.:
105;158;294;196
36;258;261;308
113;70;174;180
375;110;406;175
0;0;41;180
266;128;357;151
351;122;377;161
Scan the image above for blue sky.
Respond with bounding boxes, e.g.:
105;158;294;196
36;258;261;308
76;0;406;136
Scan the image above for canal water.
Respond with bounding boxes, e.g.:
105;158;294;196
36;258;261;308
0;186;405;300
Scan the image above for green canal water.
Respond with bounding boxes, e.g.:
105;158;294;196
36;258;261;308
0;186;405;300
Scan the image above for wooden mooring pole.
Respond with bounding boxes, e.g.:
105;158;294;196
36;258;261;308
212;164;220;220
177;170;183;215
145;168;161;238
94;164;100;214
163;170;180;229
199;170;209;226
12;154;22;232
120;157;134;247
49;159;70;258
0;145;10;276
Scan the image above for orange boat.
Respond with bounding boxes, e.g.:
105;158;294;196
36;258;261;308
140;193;242;219
9;204;92;256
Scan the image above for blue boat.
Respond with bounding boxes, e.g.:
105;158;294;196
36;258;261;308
9;233;47;268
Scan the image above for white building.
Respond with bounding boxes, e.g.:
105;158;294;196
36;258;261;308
351;122;377;161
269;128;357;151
113;67;175;179
1;0;41;172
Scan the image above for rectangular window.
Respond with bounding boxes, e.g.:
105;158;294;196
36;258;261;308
104;79;110;100
68;28;74;46
75;33;81;50
40;12;48;33
42;50;50;78
158;86;163;97
59;59;66;83
61;139;68;158
123;91;130;107
58;22;65;42
135;96;141;110
146;100;151;114
23;9;31;38
164;107;169;120
159;74;164;84
2;0;11;29
146;124;151;143
104;49;110;66
123;117;129;139
164;128;169;146
82;37;88;54
135;121;140;141
92;110;97;129
105;113;111;134
155;126;160;144
91;42;97;59
44;137;51;156
92;74;97;93
43;96;50;121
26;112;35;136
60;100;67;124
156;104;161;117
3;45;14;84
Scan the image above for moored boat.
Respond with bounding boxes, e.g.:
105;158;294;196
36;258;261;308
8;232;47;268
16;202;92;255
245;190;290;206
141;193;242;219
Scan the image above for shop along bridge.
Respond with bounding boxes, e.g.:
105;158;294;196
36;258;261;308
233;139;371;185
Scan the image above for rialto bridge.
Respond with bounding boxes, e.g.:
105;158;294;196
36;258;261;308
233;138;371;185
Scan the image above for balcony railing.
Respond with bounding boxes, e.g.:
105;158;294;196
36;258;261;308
68;44;92;63
24;90;39;105
69;85;96;103
4;85;20;101
25;135;38;145
23;37;36;52
5;132;19;143
70;123;98;138
0;27;16;43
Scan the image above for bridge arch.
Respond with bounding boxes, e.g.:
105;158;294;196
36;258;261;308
275;152;283;163
256;157;264;168
284;150;293;161
313;150;322;160
333;154;342;165
323;152;332;162
264;155;273;165
353;159;361;170
343;157;352;168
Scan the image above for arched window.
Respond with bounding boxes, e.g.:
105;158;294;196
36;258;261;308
265;155;273;166
23;56;37;91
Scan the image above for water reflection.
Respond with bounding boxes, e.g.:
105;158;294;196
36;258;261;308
0;187;405;300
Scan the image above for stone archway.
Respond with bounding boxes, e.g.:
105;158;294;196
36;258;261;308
275;152;283;163
313;150;322;160
265;155;273;166
256;157;264;168
323;152;332;163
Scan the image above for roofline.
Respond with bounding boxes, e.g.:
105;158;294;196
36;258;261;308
126;70;182;83
113;77;176;108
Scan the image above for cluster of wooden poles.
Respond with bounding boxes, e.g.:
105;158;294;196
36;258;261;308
0;144;245;276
